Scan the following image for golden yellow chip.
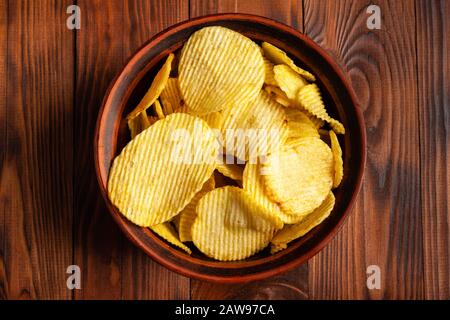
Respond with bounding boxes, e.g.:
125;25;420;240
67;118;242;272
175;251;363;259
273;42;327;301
108;113;219;226
200;111;223;130
297;84;345;134
270;243;287;254
273;64;308;100
192;186;283;261
150;222;192;254
264;85;292;107
154;99;165;119
221;90;287;161
178;176;215;242
216;162;244;182
160;78;183;114
261;137;333;217
128;110;150;139
287;122;320;140
127;53;174;120
262;42;316;82
329;130;343;188
243;163;302;224
263;57;277;86
271;192;335;252
284;108;320;140
179;26;264;115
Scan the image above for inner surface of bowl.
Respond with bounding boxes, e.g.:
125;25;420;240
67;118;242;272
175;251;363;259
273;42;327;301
95;14;365;282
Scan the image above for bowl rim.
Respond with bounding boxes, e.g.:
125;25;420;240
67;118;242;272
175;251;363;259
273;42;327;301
94;13;366;283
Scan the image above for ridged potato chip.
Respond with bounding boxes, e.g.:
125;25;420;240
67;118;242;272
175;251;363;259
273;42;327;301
285;109;320;140
273;64;308;100
160;78;183;114
221;90;287;161
271;192;335;253
243;163;302;224
128;110;150;139
108;113;219;226
263;57;277;86
154;99;165;119
261;137;333;217
297;84;345;134
262;42;315;82
150;222;192;254
264;85;291;107
178;176;215;242
127;53;174;120
192;186;283;261
329;130;343;188
200;111;223;130
179;26;264;115
216;162;244;182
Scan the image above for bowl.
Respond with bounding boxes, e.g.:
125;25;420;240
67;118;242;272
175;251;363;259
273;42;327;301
94;13;366;283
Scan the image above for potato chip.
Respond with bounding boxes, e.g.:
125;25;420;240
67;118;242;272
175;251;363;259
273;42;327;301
262;42;315;82
284;108;320;140
150;222;192;254
178;176;215;242
261;137;333;217
179;26;264;115
216;162;244;182
192;186;283;261
297;84;345;134
200;111;223;130
271;192;335;252
243;163;302;224
329;130;343;188
263;57;277;86
273;64;308;100
285;108;316;127
221;90;287;161
128;110;150;139
160;78;183;114
264;85;292;107
270;243;287;254
287;122;320;140
154;99;165;119
127;53;174;120
108;113;219;226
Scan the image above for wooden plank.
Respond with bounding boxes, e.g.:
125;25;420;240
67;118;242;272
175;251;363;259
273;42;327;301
304;0;423;299
0;0;7;300
190;0;302;28
416;0;450;300
189;0;307;300
1;0;73;299
74;0;190;299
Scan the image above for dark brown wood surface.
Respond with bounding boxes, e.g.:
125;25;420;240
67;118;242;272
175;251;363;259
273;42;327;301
0;0;448;299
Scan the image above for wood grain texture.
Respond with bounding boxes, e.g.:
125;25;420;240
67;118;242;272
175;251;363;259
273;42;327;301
416;0;450;300
190;0;302;29
305;0;423;299
1;0;73;299
0;0;7;300
74;0;190;300
189;0;307;300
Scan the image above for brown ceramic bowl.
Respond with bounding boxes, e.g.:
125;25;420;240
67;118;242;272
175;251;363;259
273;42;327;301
95;13;366;283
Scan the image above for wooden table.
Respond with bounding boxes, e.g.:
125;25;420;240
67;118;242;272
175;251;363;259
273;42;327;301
0;0;448;300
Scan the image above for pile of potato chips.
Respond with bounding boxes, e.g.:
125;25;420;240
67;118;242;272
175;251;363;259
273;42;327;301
108;26;345;261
